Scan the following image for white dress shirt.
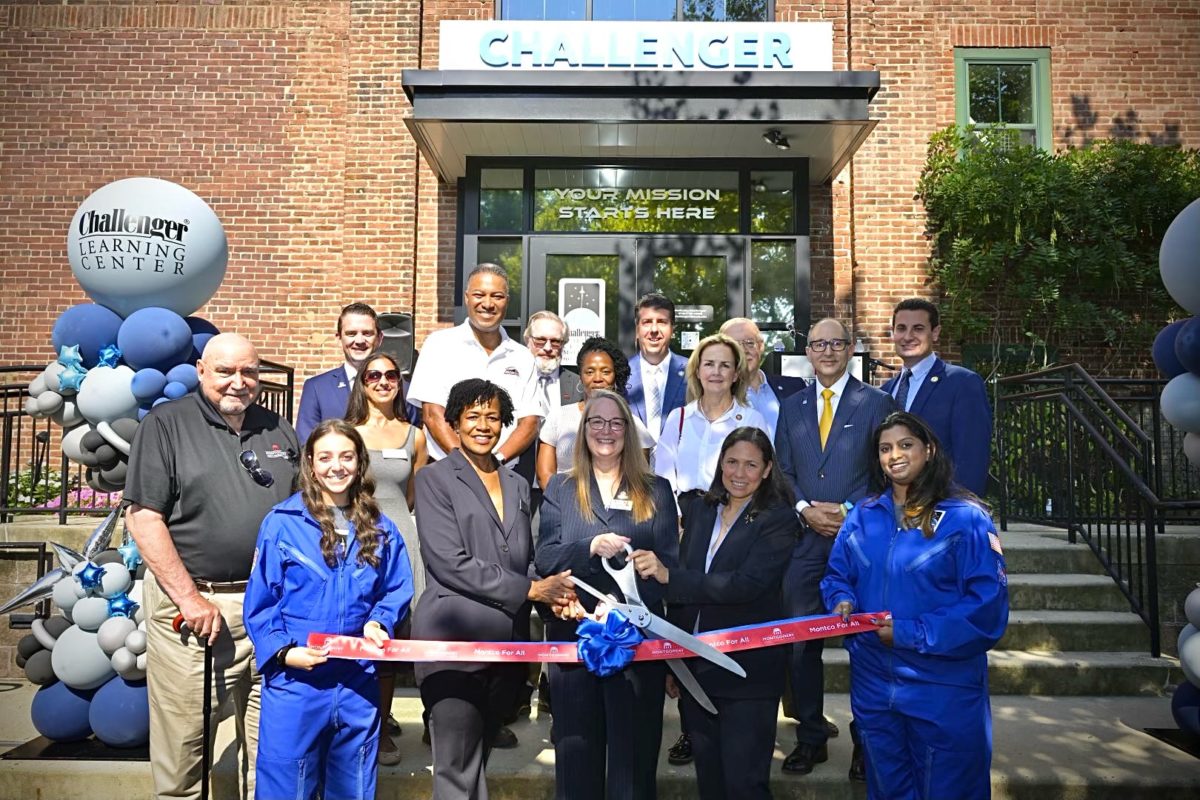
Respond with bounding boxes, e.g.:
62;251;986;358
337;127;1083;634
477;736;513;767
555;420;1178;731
654;399;769;496
406;322;542;463
744;370;782;439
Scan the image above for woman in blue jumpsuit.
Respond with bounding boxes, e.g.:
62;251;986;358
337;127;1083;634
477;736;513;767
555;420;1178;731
821;411;1008;800
245;418;414;800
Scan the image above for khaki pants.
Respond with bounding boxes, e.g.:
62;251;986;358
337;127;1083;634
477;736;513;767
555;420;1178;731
144;573;261;800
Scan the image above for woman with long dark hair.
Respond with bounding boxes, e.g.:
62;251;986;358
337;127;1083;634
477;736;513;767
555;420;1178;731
821;411;1009;800
245;419;414;799
535;388;678;800
630;427;798;800
345;349;427;763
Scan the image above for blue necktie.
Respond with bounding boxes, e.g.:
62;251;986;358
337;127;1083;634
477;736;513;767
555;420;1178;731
895;368;911;411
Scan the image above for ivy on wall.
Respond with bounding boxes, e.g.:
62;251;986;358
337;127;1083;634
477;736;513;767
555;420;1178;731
917;128;1200;372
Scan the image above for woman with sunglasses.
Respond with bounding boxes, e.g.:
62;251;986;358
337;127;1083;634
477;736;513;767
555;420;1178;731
821;412;1008;800
345;350;427;765
535;388;678;800
245;419;413;799
535;336;653;490
631;427;797;800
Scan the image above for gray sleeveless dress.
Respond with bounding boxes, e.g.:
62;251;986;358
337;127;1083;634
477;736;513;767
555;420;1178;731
368;424;424;607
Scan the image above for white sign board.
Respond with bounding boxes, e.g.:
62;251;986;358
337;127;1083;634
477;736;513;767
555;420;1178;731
440;21;833;72
558;278;606;367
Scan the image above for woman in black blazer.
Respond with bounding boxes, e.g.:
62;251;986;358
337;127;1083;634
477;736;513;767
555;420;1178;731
412;379;575;800
631;426;799;800
535;388;678;800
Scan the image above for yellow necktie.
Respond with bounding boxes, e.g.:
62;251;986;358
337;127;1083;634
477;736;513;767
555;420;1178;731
819;388;834;449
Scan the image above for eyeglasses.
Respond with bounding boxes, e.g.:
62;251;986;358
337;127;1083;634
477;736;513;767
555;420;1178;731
807;339;850;352
239;449;275;487
737;338;761;352
530;336;565;350
586;417;627;433
363;369;400;385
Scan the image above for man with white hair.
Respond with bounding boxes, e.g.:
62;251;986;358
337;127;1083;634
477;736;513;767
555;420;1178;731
720;317;807;439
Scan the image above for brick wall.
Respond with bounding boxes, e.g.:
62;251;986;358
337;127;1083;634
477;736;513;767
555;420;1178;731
1;0;1197;391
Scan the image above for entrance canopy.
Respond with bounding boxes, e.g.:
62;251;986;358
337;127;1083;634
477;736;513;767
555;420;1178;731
402;69;880;184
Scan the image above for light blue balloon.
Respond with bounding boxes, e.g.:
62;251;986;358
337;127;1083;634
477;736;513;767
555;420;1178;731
1161;372;1200;434
1160;198;1200;316
50;625;117;690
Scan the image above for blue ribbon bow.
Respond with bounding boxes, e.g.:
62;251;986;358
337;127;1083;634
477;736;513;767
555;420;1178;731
576;609;644;677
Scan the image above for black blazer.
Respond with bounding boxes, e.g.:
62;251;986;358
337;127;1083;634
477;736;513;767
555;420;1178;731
535;471;679;643
667;501;798;699
411;449;534;679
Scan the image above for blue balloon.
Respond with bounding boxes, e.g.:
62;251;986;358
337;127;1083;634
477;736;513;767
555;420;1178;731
130;368;168;403
1153;321;1188;379
117;307;193;372
1173;681;1200;736
51;304;124;369
152;397;171;407
165;363;199;391
30;681;97;742
162;381;189;400
186;317;220;362
1175;317;1200;376
90;678;150;748
137;406;152;421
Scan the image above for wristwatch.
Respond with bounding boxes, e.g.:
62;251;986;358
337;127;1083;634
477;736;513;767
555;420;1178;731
274;643;297;667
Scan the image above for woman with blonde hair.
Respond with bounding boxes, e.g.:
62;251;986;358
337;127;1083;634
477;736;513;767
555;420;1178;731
535;388;678;800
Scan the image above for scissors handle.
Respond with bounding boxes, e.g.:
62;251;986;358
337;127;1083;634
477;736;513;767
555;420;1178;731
601;543;643;605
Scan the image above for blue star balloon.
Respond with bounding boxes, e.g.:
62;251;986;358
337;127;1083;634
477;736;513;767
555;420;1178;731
107;593;139;619
97;343;122;368
118;540;142;572
57;344;83;368
76;561;105;592
57;364;87;392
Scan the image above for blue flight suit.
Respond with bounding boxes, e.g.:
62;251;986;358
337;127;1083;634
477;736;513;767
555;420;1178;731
244;493;414;800
821;494;1008;800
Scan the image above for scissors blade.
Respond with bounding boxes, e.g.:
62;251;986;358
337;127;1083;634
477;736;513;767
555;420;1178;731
666;659;718;715
568;575;612;607
642;616;747;678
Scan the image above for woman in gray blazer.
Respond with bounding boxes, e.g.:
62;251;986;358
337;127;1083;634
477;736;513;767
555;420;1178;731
535;388;679;800
412;378;575;800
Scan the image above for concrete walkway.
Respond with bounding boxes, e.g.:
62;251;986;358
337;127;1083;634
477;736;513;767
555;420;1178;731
0;682;1197;799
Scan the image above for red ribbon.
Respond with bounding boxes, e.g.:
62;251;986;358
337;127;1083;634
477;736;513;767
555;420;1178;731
307;611;885;664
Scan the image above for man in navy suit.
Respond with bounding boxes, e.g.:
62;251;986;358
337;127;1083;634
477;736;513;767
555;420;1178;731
721;317;807;439
625;292;688;441
295;302;382;443
882;298;992;495
775;318;896;778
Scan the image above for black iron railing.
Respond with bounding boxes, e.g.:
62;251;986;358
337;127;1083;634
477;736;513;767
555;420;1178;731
1;361;294;524
996;364;1200;657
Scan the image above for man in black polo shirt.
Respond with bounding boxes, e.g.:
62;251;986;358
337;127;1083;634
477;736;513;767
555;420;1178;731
125;333;298;800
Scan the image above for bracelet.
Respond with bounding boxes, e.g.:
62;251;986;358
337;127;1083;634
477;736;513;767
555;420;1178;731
275;643;296;667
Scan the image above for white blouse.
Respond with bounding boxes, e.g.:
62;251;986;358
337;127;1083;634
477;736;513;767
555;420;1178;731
654;400;769;496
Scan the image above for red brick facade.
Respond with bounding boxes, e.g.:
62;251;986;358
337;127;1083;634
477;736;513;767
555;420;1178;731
2;1;1197;392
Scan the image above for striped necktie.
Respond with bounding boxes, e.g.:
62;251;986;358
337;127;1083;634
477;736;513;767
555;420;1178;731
895;368;912;412
649;373;663;430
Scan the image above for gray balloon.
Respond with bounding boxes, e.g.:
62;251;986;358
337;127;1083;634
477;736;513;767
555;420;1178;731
24;650;57;686
52;578;81;616
1181;633;1200;688
24;395;43;418
1159;197;1200;316
110;646;138;678
43;363;62;393
124;629;147;656
44;616;71;639
94;549;123;567
52;398;84;428
31;618;57;650
28;375;46;398
1186;586;1200;628
1161;373;1200;434
1185;434;1200;470
71;596;110;632
1180;623;1198;655
62;424;100;467
36;391;64;415
50;625;116;690
97;616;137;656
101;460;128;485
98;563;132;599
110;417;140;442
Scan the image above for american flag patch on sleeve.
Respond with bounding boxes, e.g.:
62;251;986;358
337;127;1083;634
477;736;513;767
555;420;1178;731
988;532;1004;556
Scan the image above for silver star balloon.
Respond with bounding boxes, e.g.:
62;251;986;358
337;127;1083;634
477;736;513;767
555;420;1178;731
0;567;66;616
50;542;85;571
82;508;121;560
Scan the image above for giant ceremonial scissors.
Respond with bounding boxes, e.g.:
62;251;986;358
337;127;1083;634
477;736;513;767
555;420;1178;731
570;544;745;714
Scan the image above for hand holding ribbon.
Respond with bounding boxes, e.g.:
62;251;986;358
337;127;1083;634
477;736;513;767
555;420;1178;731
576;608;644;677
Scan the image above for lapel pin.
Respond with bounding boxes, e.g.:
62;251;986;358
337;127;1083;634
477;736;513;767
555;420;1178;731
931;376;939;383
735;414;743;421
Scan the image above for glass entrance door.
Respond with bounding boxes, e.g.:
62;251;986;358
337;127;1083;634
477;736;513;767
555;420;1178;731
528;236;745;363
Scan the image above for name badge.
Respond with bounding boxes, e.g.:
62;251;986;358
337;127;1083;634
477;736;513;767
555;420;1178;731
381;449;409;460
608;497;633;511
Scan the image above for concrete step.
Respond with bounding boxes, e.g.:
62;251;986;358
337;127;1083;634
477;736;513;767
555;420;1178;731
2;689;1198;799
823;649;1181;696
1007;573;1130;611
1000;610;1151;652
999;532;1106;576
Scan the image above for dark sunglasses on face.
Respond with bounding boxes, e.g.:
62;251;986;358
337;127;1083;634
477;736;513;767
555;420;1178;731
239;449;275;487
363;369;400;385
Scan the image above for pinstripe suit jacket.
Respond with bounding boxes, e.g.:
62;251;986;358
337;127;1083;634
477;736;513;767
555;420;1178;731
774;375;896;509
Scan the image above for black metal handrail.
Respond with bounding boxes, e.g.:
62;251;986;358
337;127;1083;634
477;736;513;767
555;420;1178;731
996;363;1200;657
1;361;294;524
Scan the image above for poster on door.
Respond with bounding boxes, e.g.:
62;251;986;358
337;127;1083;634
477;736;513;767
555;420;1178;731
558;278;605;367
